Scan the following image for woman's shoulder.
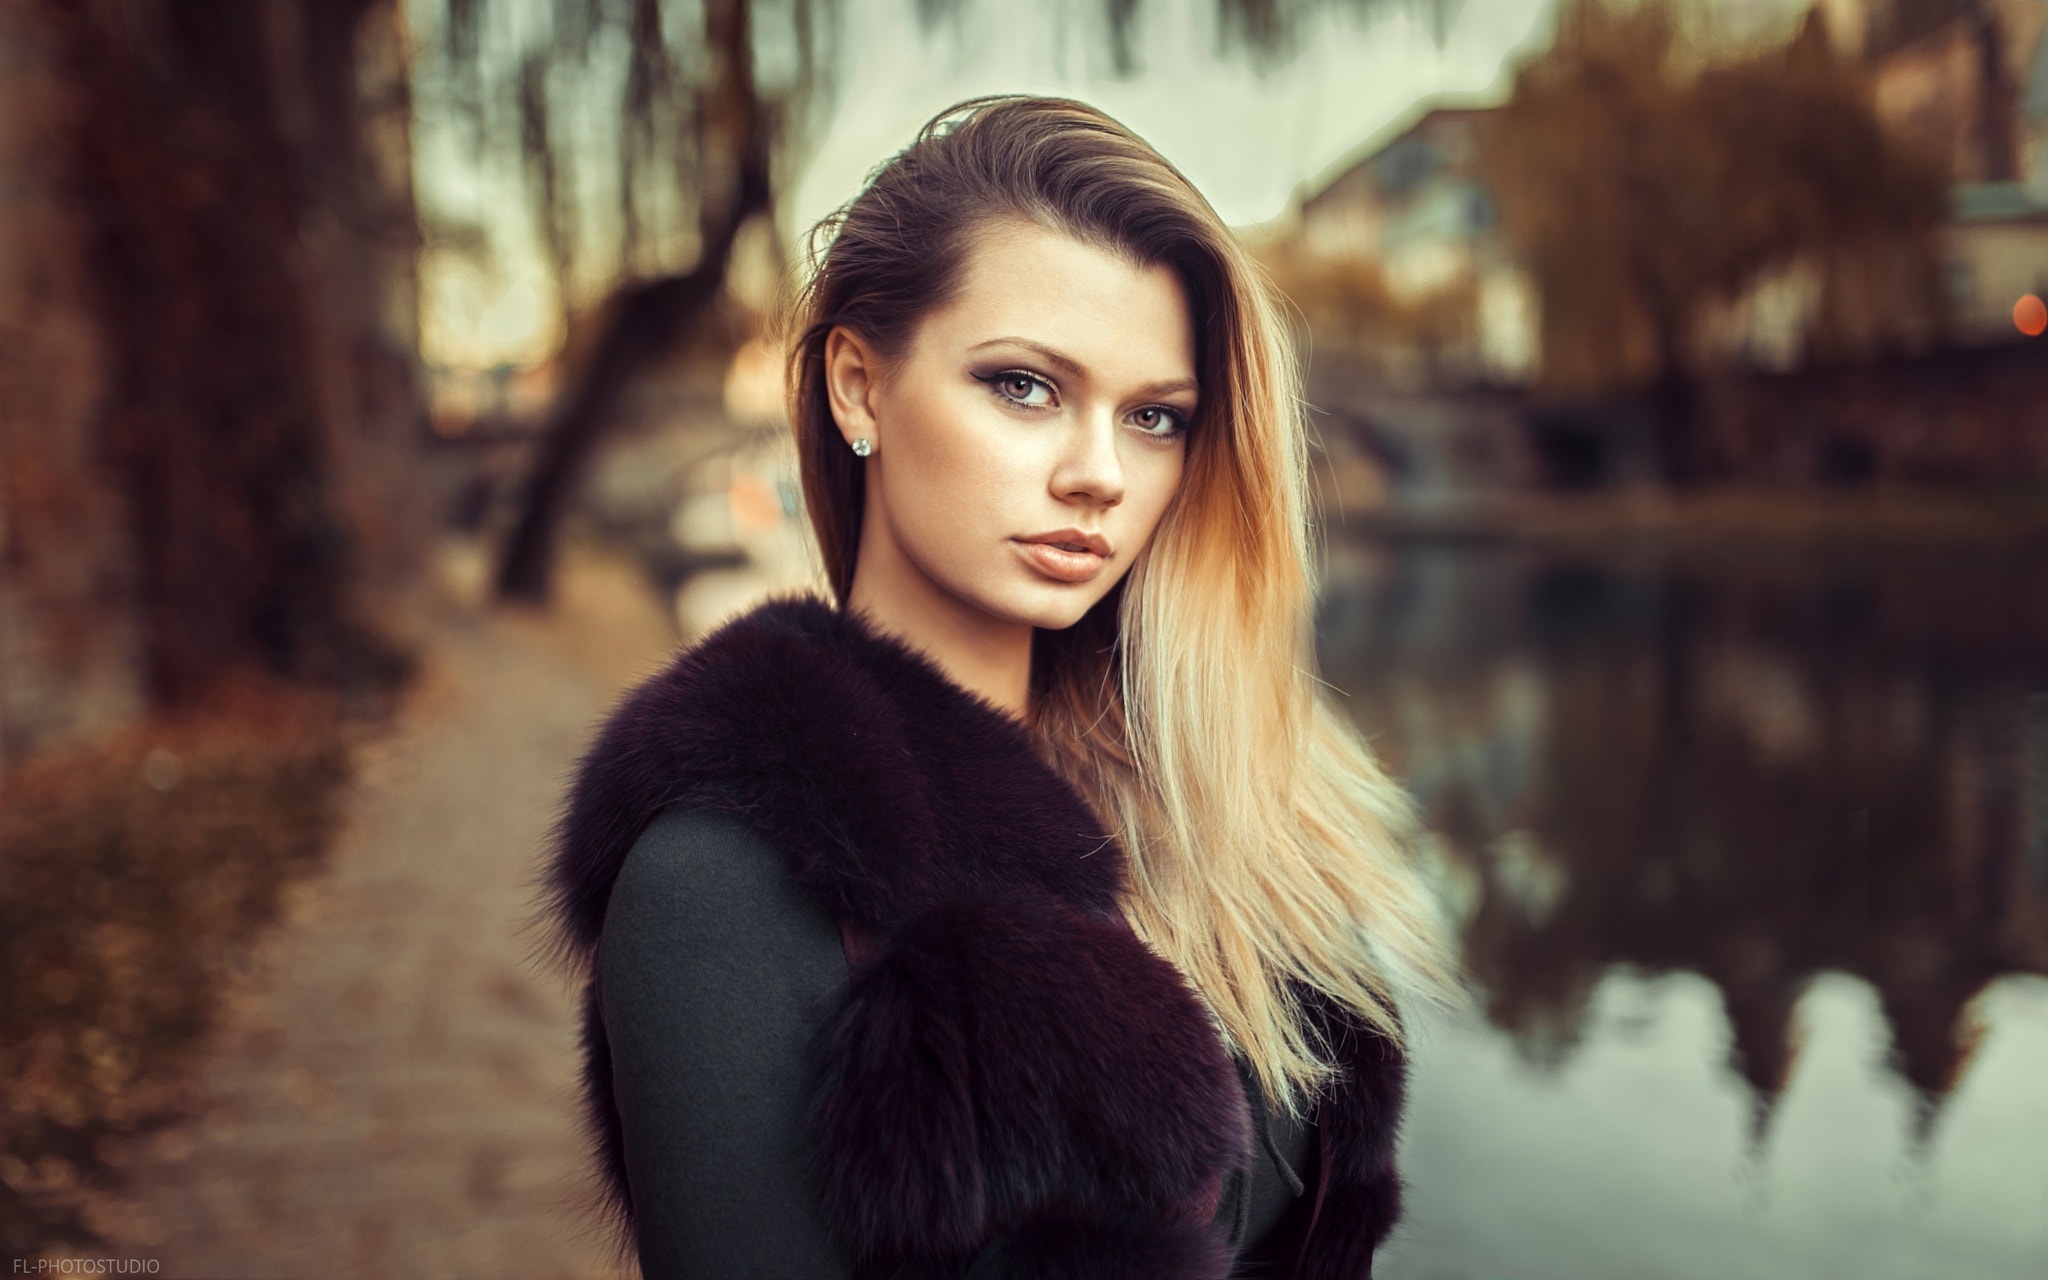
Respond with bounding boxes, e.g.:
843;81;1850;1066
545;592;882;968
606;807;839;949
579;590;916;874
589;592;851;757
600;807;846;1010
625;591;853;713
611;806;778;890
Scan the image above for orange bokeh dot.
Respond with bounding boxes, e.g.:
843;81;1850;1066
2017;294;2048;337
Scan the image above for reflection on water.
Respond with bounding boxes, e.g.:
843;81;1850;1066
1316;540;2048;1278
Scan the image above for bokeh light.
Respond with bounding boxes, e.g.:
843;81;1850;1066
2015;295;2047;338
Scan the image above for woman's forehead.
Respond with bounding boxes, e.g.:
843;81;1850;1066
919;221;1198;385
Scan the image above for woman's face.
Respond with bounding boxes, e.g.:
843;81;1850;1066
825;219;1198;635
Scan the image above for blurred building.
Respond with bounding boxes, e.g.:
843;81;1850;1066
1933;13;2048;341
1851;0;2048;337
1945;181;2048;337
2029;21;2048;199
1849;0;2048;183
1296;108;1539;387
1279;109;1544;505
1289;0;2048;396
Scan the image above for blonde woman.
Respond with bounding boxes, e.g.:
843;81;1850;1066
539;94;1456;1279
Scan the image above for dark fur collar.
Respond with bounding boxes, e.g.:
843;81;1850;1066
543;592;1406;1277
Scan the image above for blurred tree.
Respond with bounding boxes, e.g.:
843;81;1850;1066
466;0;1461;603
26;0;423;711
477;0;785;601
1476;0;1947;484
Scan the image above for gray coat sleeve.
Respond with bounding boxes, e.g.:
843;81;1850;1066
596;807;854;1280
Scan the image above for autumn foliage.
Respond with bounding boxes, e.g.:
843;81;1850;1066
1476;0;1949;401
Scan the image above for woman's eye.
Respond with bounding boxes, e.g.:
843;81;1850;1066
983;370;1055;409
1131;406;1189;438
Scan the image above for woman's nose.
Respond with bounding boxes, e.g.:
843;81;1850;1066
1051;408;1125;507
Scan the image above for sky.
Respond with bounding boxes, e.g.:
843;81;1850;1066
782;0;1563;236
413;0;1833;369
780;0;1813;240
416;0;1573;369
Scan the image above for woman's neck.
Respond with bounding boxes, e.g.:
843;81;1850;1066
845;556;1034;724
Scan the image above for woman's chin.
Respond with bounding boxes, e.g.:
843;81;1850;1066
970;580;1099;633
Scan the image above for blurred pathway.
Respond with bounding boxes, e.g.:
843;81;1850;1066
81;546;681;1279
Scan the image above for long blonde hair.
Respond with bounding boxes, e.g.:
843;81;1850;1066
782;95;1459;1119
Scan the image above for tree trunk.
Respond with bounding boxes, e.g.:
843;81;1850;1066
1646;294;1701;488
493;0;774;603
49;0;417;708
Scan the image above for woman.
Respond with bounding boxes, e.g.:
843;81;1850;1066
538;95;1456;1278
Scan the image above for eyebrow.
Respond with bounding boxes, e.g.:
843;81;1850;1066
967;336;1198;402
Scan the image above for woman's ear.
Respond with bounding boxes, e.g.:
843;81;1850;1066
822;326;882;450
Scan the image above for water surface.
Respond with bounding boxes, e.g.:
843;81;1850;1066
1315;538;2048;1278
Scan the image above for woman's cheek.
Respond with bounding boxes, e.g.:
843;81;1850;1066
893;429;1009;585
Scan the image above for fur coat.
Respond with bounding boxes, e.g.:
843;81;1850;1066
541;593;1409;1278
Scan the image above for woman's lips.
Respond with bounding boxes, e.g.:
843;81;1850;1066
1013;538;1106;583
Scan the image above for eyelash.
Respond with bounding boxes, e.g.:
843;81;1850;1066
976;369;1191;439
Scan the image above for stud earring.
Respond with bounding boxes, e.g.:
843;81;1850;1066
850;437;872;457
